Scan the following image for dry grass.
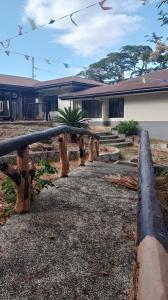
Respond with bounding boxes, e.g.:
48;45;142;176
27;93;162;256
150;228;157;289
104;174;138;191
104;172;168;228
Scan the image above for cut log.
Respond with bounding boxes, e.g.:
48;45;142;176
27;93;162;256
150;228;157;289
15;147;32;213
78;135;85;166
88;136;94;162
58;136;69;177
94;139;100;161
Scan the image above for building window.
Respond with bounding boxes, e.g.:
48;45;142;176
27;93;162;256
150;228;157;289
109;98;124;118
82;100;102;118
0;101;4;112
43;95;58;112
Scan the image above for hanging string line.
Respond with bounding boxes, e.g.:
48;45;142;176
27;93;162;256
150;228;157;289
0;1;112;49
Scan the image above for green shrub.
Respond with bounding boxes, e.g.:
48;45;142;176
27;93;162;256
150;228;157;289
116;120;138;136
1;159;58;204
1;177;16;204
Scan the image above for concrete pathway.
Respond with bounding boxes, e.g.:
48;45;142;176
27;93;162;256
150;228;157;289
0;162;137;300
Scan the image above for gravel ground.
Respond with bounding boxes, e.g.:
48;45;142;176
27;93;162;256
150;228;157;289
0;162;137;300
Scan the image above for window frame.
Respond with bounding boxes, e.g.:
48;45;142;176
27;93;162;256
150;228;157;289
109;97;124;118
82;100;102;118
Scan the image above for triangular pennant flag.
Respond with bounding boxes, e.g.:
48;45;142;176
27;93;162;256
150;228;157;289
27;17;37;31
24;55;30;61
5;51;10;56
0;39;11;49
99;0;112;10
49;19;55;24
44;59;51;64
18;25;23;35
142;76;146;84
70;13;78;26
63;63;70;68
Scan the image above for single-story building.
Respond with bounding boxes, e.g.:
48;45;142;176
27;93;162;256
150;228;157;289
0;69;168;139
60;69;168;140
0;75;104;121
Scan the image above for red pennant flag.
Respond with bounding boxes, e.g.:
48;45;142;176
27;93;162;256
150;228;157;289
5;51;10;56
24;55;30;61
0;39;11;49
18;25;23;35
99;0;112;10
70;13;78;26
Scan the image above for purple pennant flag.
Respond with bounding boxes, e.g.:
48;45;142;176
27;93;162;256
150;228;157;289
48;19;55;24
70;13;78;26
99;0;112;10
18;25;23;35
5;51;10;56
24;55;30;61
0;39;11;49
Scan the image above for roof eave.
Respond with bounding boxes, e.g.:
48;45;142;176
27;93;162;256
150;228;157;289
34;81;103;91
60;86;168;100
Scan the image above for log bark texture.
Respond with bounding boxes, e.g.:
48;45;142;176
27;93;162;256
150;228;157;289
58;137;69;177
78;136;85;166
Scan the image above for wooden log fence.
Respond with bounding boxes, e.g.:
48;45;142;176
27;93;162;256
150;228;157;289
0;125;99;213
133;130;168;299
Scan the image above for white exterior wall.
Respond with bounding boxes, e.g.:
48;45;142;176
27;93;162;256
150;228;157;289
58;98;71;110
110;92;168;122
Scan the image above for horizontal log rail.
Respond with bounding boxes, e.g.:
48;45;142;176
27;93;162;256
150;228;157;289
0;125;99;213
0;125;98;157
135;130;168;300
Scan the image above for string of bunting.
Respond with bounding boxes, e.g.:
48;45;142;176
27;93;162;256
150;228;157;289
0;1;112;49
0;47;167;84
0;47;83;70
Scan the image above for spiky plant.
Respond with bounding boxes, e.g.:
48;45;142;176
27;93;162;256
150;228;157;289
53;107;90;142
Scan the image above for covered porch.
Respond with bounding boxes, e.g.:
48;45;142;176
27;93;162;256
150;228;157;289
0;88;38;121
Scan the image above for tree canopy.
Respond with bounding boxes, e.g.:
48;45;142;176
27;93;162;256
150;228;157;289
78;42;168;83
78;1;168;84
142;0;168;26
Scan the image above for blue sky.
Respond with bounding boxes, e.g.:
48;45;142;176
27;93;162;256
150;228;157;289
0;0;167;81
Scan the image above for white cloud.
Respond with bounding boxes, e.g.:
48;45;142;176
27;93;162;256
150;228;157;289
24;0;142;56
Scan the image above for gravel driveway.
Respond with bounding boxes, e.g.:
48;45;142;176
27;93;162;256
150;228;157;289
0;162;137;300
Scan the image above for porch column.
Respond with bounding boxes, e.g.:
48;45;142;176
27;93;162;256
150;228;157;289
102;99;109;126
17;93;23;120
37;96;43;119
9;92;13;122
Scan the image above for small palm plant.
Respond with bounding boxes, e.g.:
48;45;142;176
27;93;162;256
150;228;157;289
54;107;90;142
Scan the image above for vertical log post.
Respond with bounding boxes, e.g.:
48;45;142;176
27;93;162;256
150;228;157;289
88;136;94;162
78;135;85;166
58;136;68;177
15;146;32;213
63;133;69;172
94;139;100;161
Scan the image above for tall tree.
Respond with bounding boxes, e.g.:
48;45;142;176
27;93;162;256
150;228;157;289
142;0;168;25
78;45;154;83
